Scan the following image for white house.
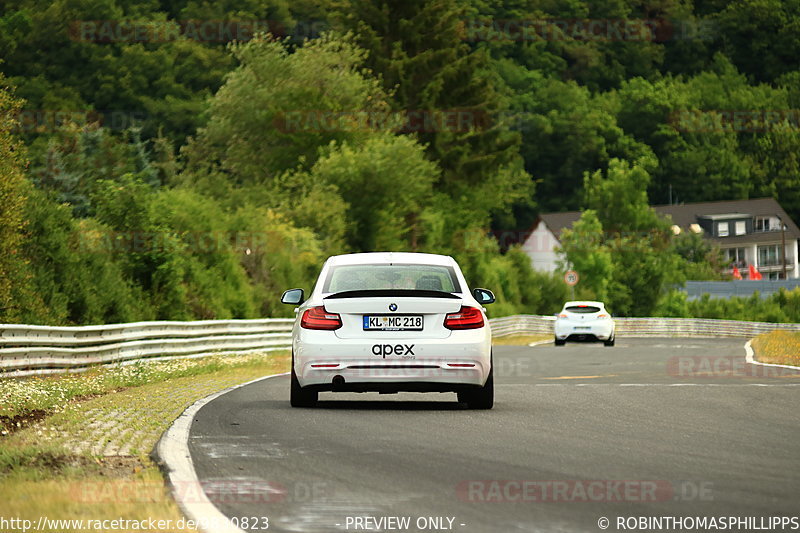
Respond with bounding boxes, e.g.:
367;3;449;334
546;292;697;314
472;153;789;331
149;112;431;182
522;198;800;280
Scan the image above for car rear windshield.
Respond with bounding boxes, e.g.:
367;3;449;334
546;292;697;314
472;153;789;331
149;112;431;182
565;306;601;313
323;264;461;294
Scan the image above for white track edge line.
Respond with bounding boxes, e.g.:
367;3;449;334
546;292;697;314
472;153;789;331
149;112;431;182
527;340;552;347
154;371;290;533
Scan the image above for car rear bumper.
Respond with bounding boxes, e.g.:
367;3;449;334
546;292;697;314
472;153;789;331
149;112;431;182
293;329;491;389
554;322;615;340
303;378;485;394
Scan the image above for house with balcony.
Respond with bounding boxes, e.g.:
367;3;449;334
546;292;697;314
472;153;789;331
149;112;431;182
522;198;800;280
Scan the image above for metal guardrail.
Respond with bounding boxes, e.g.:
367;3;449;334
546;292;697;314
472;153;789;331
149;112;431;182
490;315;800;338
3;315;799;378
0;319;294;377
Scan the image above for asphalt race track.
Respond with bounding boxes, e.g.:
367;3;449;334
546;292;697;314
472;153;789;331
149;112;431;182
187;338;800;533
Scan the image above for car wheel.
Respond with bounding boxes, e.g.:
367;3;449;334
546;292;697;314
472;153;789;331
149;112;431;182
604;336;615;347
290;353;318;407
458;359;493;410
554;337;566;346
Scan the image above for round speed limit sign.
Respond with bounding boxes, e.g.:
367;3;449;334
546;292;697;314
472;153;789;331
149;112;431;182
564;270;579;286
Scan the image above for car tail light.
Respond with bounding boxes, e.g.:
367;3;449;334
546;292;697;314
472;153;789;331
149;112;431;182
558;313;568;318
444;306;485;330
301;306;342;330
597;313;608;318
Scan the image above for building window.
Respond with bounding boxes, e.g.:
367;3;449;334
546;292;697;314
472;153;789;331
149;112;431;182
758;245;781;266
725;248;746;268
755;216;772;231
735;221;746;235
717;222;729;237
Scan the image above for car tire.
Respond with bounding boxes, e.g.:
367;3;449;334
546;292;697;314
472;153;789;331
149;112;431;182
458;359;493;410
604;336;615;347
554;337;566;346
290;354;318;408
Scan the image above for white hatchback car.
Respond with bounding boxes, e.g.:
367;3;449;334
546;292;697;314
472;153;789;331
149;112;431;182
281;252;495;409
554;301;616;346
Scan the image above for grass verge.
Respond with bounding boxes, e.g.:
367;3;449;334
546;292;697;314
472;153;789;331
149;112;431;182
492;334;551;346
1;352;287;432
0;351;290;531
751;330;800;367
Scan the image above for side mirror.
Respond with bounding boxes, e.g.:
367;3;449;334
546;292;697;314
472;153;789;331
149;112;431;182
281;288;305;305
472;288;495;305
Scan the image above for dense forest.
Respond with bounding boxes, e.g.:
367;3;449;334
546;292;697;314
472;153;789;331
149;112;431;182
1;0;800;323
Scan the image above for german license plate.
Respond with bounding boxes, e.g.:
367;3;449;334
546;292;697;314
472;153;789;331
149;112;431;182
363;315;423;331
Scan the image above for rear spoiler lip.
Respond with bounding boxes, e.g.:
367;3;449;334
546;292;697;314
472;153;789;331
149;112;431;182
323;289;462;300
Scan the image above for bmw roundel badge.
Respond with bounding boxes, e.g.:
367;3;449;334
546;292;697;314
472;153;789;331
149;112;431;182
389;303;398;312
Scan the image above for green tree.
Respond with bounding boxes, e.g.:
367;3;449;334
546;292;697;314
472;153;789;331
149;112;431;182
583;156;665;233
32;124;160;217
605;59;793;209
0;80;32;321
605;235;678;317
1;0;235;145
670;231;726;281
506;76;651;218
557;210;613;302
90;175;261;320
749;124;800;225
583;157;678;315
715;0;800;83
227;205;327;318
20;187;150;325
336;0;530;227
300;135;439;251
182;33;390;188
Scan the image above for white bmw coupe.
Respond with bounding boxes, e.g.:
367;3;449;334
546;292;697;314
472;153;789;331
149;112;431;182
281;252;495;409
